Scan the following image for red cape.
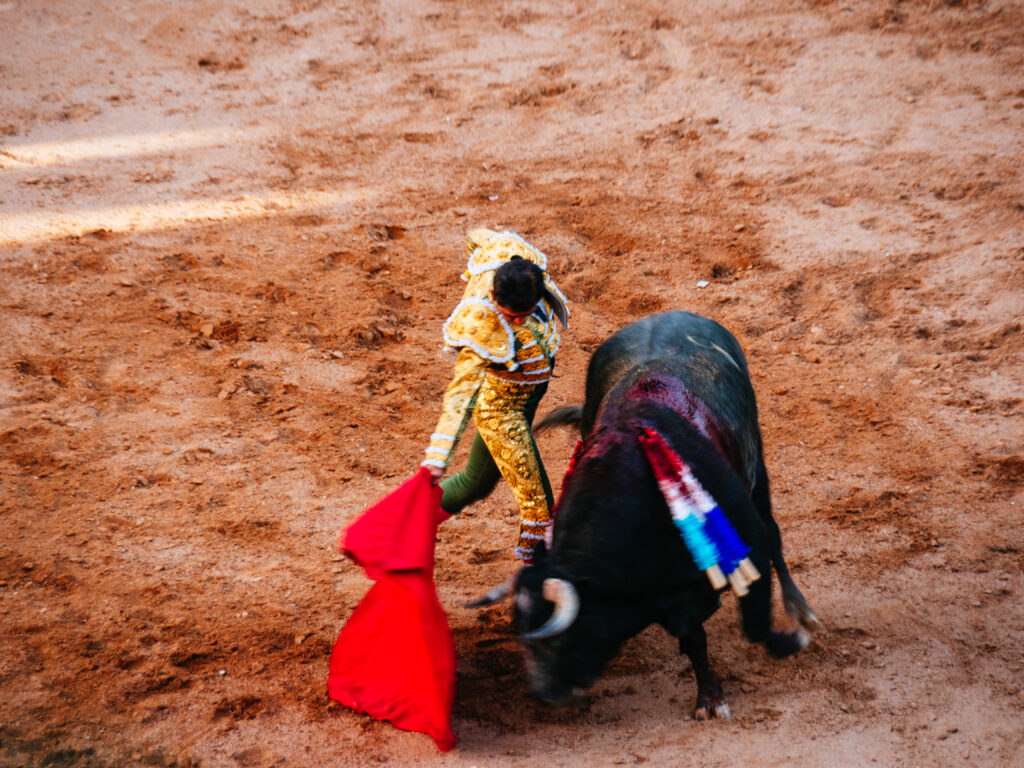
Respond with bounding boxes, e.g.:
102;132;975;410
327;467;456;751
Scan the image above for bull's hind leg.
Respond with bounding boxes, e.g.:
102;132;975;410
752;462;819;632
739;570;810;658
679;626;730;720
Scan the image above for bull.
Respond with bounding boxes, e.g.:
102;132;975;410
515;310;818;719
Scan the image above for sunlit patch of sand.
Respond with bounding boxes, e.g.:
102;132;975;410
0;128;261;169
0;188;371;246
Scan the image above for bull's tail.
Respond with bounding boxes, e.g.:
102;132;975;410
534;405;584;435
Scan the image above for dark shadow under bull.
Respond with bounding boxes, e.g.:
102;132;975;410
514;310;818;719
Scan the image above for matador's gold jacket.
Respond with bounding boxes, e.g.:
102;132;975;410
422;229;569;473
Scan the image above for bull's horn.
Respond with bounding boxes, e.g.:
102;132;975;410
520;578;579;640
464;575;515;608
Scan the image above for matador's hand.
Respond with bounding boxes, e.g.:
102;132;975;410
424;463;445;484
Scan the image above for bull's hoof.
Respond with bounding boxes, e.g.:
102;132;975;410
793;626;811;651
694;700;730;721
766;627;811;658
785;598;820;633
799;612;820;633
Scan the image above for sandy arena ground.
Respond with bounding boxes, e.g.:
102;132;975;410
1;1;1023;766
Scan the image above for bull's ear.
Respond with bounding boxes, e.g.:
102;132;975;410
532;540;549;565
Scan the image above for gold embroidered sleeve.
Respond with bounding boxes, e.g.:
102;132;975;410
422;347;487;471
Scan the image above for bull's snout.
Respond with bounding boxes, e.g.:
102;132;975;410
522;649;573;706
527;680;573;707
523;650;595;706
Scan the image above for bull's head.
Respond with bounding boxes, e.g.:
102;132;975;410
514;547;582;706
512;425;679;705
514;543;633;706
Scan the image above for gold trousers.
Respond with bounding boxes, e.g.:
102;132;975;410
441;376;553;562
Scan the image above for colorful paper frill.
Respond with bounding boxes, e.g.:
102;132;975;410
638;428;761;595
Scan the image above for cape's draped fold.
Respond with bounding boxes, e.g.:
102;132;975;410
327;467;456;751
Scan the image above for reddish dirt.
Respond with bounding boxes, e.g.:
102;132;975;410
1;1;1022;766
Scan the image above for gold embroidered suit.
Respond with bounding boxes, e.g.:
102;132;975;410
422;229;567;562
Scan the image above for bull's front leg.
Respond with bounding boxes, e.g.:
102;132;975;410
679;626;730;720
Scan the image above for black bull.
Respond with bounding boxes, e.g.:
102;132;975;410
515;311;818;718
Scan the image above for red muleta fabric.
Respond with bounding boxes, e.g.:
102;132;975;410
327;467;457;751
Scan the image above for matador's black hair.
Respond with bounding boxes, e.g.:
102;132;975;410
493;255;568;327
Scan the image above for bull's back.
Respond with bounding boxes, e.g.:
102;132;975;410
583;311;763;486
